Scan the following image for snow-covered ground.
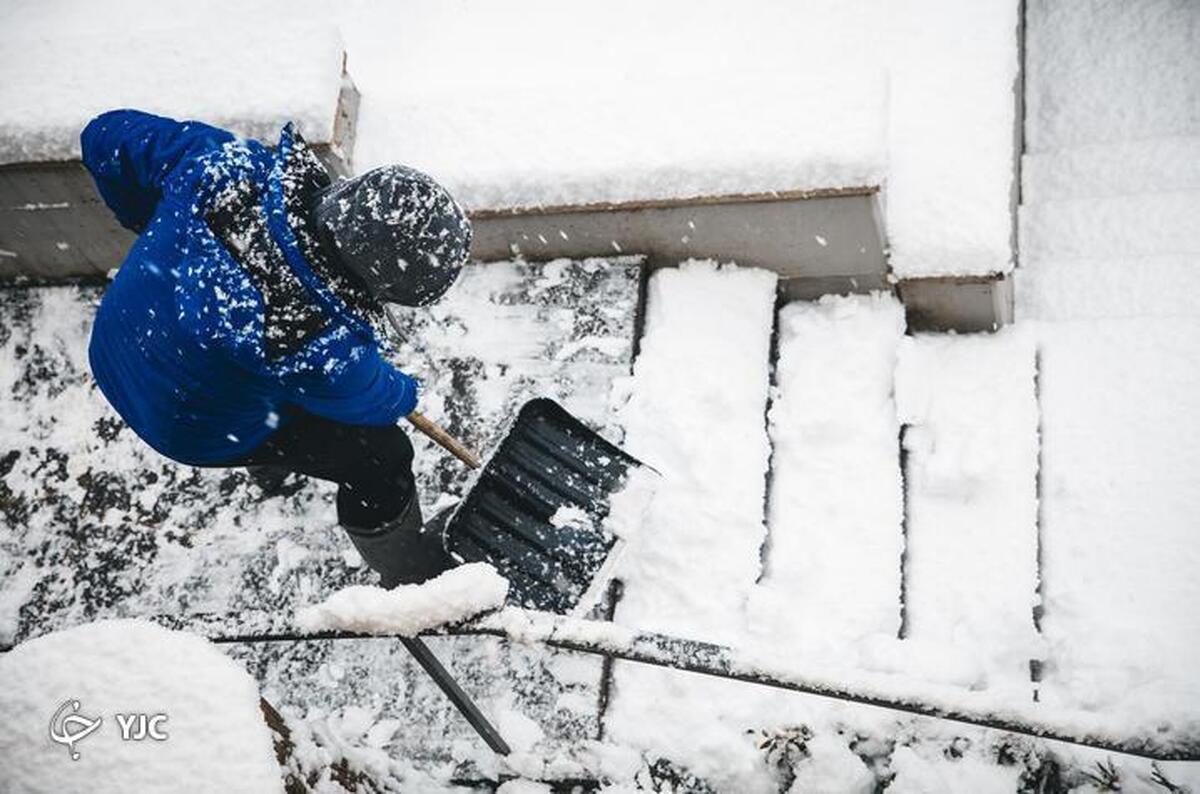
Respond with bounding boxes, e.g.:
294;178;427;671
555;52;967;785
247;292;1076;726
0;259;642;784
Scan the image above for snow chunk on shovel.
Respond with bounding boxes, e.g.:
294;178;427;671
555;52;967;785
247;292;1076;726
296;562;508;636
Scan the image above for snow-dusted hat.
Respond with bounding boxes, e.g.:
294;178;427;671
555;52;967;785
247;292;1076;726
312;165;471;306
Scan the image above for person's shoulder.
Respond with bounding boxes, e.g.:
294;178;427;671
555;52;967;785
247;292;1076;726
164;136;273;210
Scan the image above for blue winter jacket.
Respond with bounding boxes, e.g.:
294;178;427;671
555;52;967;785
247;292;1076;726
82;109;418;466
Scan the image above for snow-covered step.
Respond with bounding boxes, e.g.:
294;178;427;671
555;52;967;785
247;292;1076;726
753;293;906;655
894;328;1041;688
611;260;776;640
604;260;780;791
1024;0;1200;152
1022;137;1200;204
1016;253;1200;321
1019;191;1200;260
1035;317;1200;723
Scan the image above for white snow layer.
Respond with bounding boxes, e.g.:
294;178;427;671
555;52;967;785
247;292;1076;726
0;23;345;164
754;293;906;655
881;0;1020;278
1018;0;1200;735
1018;0;1200;323
612;260;776;641
0;0;1018;277
295;562;509;636
604;261;780;792
1024;0;1200;151
887;744;1022;794
0;619;282;792
894;328;1042;690
1035;319;1200;723
785;733;874;794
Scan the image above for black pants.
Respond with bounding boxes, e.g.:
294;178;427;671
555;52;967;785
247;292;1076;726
233;411;417;530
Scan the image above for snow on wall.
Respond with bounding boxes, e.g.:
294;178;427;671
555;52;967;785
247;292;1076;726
753;293;906;654
1035;318;1200;724
0;619;283;792
0;23;344;164
894;328;1041;689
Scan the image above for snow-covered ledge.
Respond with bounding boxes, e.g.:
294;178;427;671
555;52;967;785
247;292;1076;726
470;187;889;298
0;24;357;281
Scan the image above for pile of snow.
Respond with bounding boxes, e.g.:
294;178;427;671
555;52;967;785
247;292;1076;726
295;562;509;636
0;22;344;164
0;619;282;792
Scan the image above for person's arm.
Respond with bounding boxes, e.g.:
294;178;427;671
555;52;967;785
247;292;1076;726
283;347;420;427
80;109;234;232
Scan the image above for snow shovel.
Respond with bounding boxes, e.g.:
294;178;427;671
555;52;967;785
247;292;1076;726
403;398;654;754
409;398;655;616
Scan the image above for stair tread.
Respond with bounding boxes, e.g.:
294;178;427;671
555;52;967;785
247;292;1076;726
1016;253;1200;322
1019;190;1200;259
758;293;906;649
893;327;1041;685
1023;136;1200;203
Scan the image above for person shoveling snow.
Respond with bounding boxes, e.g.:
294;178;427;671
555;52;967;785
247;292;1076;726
81;109;470;587
80;109;655;612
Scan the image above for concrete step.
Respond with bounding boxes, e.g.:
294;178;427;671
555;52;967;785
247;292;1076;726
894;327;1041;688
1035;316;1200;722
1019;190;1200;260
1022;136;1200;203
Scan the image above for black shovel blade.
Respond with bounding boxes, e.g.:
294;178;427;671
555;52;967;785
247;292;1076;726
445;398;653;615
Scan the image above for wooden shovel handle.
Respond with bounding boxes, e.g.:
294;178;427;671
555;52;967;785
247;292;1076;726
407;411;482;470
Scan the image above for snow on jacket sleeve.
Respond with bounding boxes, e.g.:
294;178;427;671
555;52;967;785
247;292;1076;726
81;109;235;232
281;345;420;427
